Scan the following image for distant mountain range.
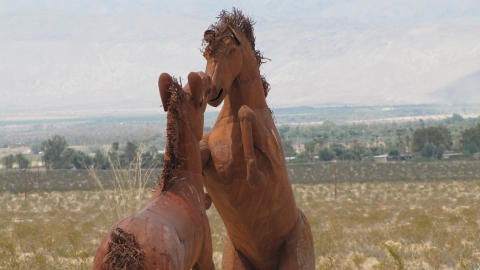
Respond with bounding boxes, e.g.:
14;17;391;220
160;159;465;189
1;0;479;114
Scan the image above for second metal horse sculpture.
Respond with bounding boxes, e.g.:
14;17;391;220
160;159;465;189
200;9;315;270
92;71;215;270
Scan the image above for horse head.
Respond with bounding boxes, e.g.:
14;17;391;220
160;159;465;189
203;27;240;107
202;8;269;107
158;71;211;141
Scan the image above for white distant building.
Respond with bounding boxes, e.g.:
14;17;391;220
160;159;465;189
373;154;388;163
285;157;296;162
443;151;462;160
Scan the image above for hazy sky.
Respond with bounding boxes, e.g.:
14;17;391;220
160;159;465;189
2;0;479;24
1;0;479;114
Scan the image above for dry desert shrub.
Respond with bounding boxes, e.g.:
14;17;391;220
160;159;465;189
85;143;159;225
0;191;112;269
0;177;479;269
295;179;480;269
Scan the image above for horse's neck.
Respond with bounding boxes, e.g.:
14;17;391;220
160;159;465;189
176;120;202;175
164;113;203;190
221;71;268;117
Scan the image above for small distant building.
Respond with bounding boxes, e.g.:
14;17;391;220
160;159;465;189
373;155;388;163
443;151;462;160
285;157;296;163
31;161;44;167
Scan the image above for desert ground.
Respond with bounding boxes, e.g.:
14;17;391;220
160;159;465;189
1;172;479;269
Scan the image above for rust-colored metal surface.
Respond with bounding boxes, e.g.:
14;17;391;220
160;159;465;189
200;9;315;269
92;72;215;270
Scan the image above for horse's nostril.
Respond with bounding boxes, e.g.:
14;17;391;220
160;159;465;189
209;88;224;102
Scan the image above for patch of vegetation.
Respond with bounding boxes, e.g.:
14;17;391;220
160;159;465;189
1;177;480;269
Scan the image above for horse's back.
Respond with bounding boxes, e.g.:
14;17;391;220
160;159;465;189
92;194;207;270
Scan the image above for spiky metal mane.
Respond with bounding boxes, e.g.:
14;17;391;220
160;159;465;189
202;8;271;97
261;74;270;98
158;77;185;192
202;8;256;59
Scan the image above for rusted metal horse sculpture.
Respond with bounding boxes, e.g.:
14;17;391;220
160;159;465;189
200;9;315;269
92;72;215;270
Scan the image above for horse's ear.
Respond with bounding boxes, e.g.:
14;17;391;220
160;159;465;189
204;30;215;43
187;72;204;109
228;26;242;45
158;73;173;112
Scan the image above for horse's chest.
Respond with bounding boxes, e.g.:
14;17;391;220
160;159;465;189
208;125;245;179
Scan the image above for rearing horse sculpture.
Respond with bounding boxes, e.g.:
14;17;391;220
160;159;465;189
200;9;315;269
92;72;215;270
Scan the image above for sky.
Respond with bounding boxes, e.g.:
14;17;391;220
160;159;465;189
1;0;479;115
2;0;479;24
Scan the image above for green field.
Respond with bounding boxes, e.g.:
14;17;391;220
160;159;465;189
2;104;480;153
1;164;479;269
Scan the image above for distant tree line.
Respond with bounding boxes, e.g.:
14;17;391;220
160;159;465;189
280;114;480;163
1;153;30;169
2;114;479;168
1;135;165;170
461;123;480;154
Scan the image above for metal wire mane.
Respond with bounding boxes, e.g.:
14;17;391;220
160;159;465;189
261;74;271;97
202;8;271;97
158;77;185;192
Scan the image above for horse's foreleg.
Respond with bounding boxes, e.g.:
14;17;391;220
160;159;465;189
200;133;213;210
193;207;215;270
238;105;267;190
221;234;255;270
200;132;212;170
193;237;215;270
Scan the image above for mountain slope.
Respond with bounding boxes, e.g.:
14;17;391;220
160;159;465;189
1;1;480;113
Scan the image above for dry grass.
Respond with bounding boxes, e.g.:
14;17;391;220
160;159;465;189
295;180;480;269
85;150;157;225
0;190;119;269
1;179;479;269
